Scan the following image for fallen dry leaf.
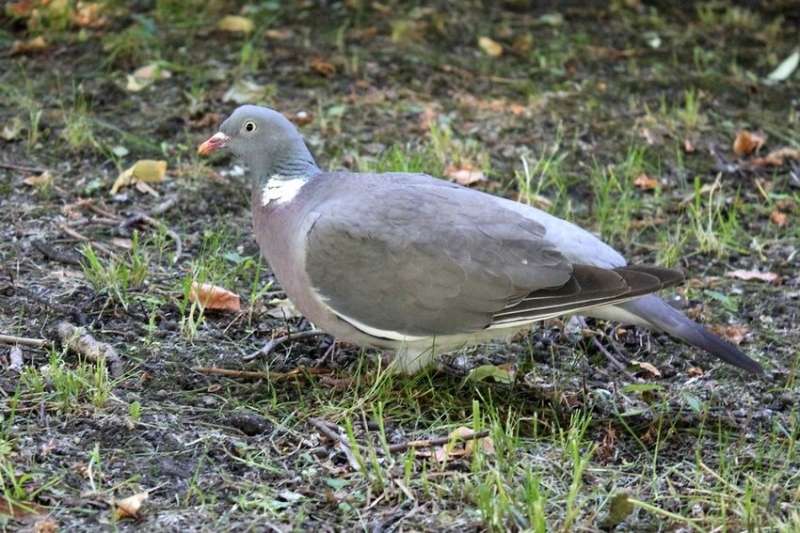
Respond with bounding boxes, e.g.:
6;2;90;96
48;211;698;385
290;110;313;126
633;173;658;191
732;130;766;157
444;163;486;186
264;28;294;40
726;269;781;284
114;491;148;520
223;79;267;104
126;63;171;92
266;297;301;319
11;35;48;55
2;116;24;141
189;282;241;312
770;209;788;226
683;138;696;153
32;516;58;533
687;366;705;377
478;36;503;57
111;160;167;194
6;0;36;18
23;170;53;188
595;424;617;463
71;2;108;28
310;57;336;77
749;147;800;167
217;15;254;34
709;324;749;345
430;426;495;462
631;360;661;378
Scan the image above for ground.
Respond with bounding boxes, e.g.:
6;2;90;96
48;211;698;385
1;1;800;531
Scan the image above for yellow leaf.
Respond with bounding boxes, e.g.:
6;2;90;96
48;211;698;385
110;160;167;194
633;173;658;191
478;36;503;57
114;491;148;520
189;282;241;312
11;35;48;55
444;163;486;186
125;63;171;92
217;15;254;34
631;360;661;378
23;170;53;188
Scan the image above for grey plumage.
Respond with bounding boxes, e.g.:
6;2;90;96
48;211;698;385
198;105;763;375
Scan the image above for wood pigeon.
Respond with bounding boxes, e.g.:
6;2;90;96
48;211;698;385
198;105;762;375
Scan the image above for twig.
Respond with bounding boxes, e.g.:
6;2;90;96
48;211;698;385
308;417;361;471
193;366;331;381
243;329;327;362
57;223;115;257
32;239;81;266
387;429;490;454
0;161;47;173
57;322;123;377
150;195;178;216
120;212;182;263
590;336;639;382
0;334;48;348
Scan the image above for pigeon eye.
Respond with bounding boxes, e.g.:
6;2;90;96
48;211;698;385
243;121;257;133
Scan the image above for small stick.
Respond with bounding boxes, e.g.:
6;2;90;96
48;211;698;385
387;429;490;454
32;239;81;266
591;336;639;382
243;329;327;362
308;417;361;471
57;223;115;257
0;334;48;348
0;161;47;173
57;322;123;377
150;195;178;216
193;366;331;381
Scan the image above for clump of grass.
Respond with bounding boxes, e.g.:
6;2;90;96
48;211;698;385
81;232;149;308
686;177;742;257
61;96;98;152
103;21;159;67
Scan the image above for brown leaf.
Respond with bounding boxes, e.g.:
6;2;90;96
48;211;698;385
732;130;766;157
0;499;46;519
683;138;696;153
687;366;705;377
110;160;167;194
595;423;617;463
631;360;661;378
633;173;658;191
114;491;148;520
189;282;241;312
444;164;486;186
6;0;36;18
770;210;788;226
23;170;53;188
749;147;800;167
478;36;503;57
71;2;108;28
310;57;336;77
418;104;440;131
726;269;781;284
217;15;254;34
709;324;749;345
33;516;58;533
11;36;48;55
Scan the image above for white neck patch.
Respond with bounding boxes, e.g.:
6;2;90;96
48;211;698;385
261;175;306;206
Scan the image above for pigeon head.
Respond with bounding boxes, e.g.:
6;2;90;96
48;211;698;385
198;105;318;180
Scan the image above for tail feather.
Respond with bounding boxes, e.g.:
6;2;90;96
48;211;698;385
618;295;763;374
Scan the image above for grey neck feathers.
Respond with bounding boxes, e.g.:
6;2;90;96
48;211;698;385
252;135;319;185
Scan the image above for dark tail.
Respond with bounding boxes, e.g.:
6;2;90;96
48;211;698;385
620;295;763;374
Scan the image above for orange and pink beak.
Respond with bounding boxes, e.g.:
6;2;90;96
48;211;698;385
197;132;230;156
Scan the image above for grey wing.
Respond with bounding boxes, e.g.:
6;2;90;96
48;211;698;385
304;181;681;338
